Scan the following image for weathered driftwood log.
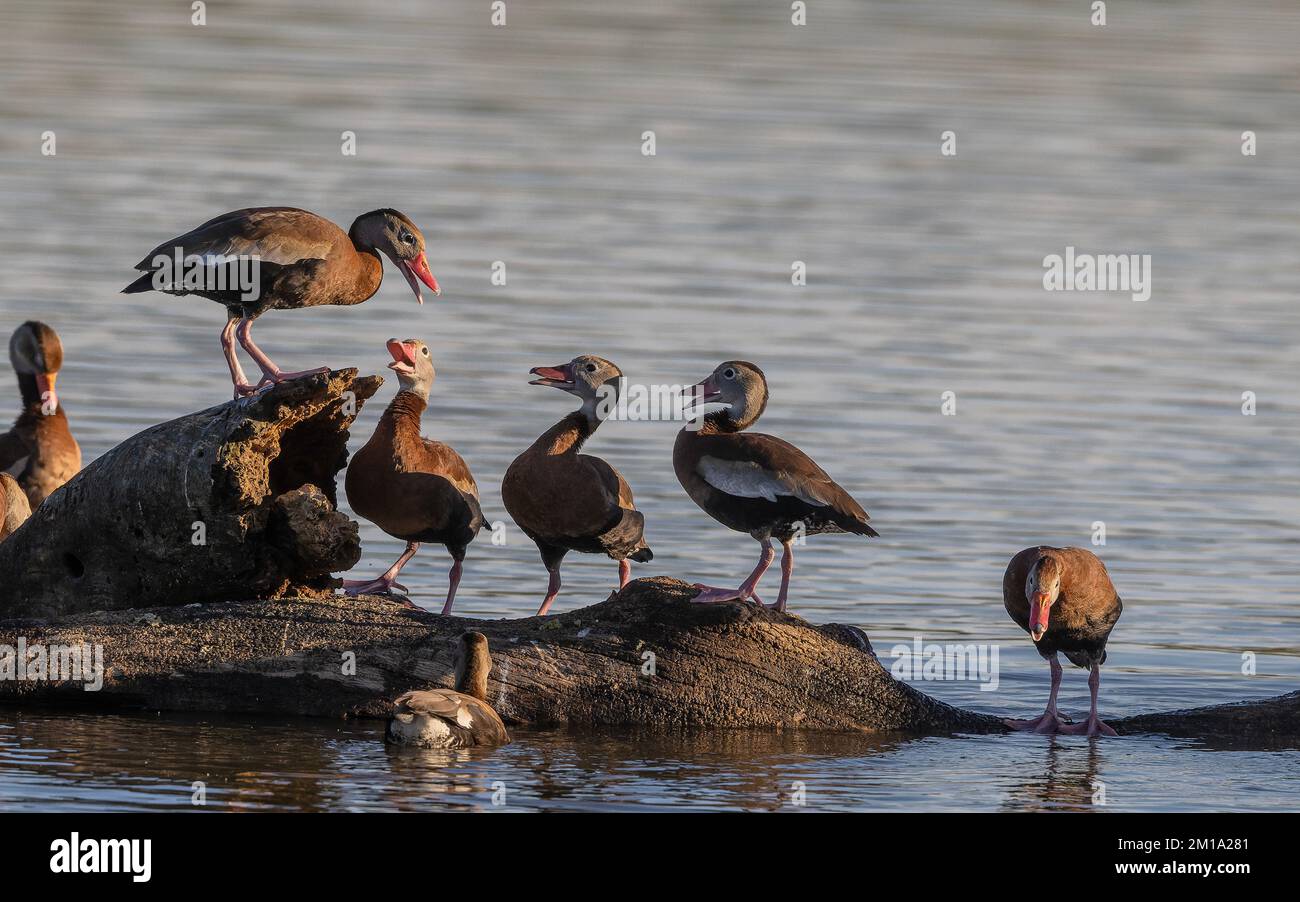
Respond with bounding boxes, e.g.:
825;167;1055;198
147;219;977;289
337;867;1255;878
0;370;381;618
0;576;1295;744
0;577;995;732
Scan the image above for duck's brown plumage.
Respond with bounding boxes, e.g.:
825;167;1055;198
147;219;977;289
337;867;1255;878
123;207;387;317
502;410;651;569
386;632;510;748
3;322;81;508
0;473;31;540
1003;545;1122;669
346;391;482;556
675;421;876;541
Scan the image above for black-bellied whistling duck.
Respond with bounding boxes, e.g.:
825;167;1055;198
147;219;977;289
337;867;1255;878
674;361;877;612
0;473;30;540
123;207;440;398
2;321;82;507
1003;546;1123;737
343;338;482;614
501;355;652;616
387;632;510;748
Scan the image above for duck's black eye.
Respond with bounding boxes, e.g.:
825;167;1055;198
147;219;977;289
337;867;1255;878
421;347;430;356
585;363;597;373
723;368;736;379
401;232;415;245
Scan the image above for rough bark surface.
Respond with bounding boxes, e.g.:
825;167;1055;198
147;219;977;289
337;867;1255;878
0;577;1294;743
0;577;995;732
0;370;380;618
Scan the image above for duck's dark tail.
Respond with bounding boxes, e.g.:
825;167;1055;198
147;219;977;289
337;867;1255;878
121;272;155;293
852;522;881;538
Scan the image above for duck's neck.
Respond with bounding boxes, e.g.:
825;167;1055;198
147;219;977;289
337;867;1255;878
692;410;749;435
456;658;490;702
376;390;426;448
343;247;384;305
15;373;53;415
536;409;600;456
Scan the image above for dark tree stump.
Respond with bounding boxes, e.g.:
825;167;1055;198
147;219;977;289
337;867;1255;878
0;370;381;618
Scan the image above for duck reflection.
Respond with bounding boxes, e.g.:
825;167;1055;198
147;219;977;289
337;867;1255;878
1002;736;1105;812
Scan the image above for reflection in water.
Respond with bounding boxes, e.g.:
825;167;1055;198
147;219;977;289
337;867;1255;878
1002;737;1104;813
3;709;1297;812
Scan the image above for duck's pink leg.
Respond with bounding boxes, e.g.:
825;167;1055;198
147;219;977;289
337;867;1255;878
773;540;795;612
440;558;464;616
537;567;561;616
221;319;260;397
691;539;774;606
1060;664;1118;737
236;317;332;386
1004;654;1071;733
344;541;419;607
618;559;631;589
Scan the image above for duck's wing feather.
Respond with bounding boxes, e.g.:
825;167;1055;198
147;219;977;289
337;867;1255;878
0;426;30;474
694;433;873;530
392;689;509;745
133;207;340;270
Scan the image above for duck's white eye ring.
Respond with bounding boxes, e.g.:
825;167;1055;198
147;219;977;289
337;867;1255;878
585;363;597;373
421;347;430;356
723;368;736;379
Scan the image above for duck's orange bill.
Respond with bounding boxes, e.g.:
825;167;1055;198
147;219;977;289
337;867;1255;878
386;339;418;374
409;253;440;295
35;372;58;413
528;365;573;386
1029;594;1051;639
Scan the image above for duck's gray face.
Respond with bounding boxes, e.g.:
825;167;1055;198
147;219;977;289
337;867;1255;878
386;338;435;401
689;361;767;423
358;209;440;304
529;355;623;404
9;321;63;412
1025;560;1062;641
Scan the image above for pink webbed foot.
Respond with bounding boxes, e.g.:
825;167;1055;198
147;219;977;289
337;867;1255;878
342;577;416;607
232;380;262;399
690;584;766;607
267;366;332;383
1003;709;1072;735
1059;716;1118;738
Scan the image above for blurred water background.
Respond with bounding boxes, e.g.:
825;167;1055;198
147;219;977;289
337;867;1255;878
1;0;1297;811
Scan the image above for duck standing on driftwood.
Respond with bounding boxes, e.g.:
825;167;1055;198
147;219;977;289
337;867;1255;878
502;355;652;616
387;632;510;749
2;321;81;507
0;473;30;540
674;361;877;612
123;207;440;397
1003;545;1123;737
344;339;482;613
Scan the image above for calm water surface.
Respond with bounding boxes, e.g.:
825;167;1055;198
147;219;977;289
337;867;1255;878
1;0;1298;811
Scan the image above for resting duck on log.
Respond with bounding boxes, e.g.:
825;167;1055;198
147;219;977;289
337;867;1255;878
344;339;482;613
386;631;510;748
0;473;30;540
502;355;652;616
123;207;440;398
674;361;877;611
2;321;81;507
1003;546;1123;737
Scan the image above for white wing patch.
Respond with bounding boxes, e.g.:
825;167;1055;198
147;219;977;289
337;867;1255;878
697;456;829;506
